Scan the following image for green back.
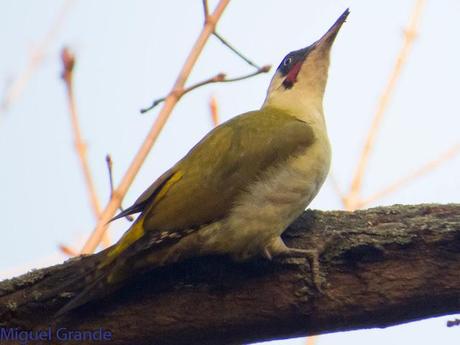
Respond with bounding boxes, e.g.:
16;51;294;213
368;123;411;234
140;107;316;231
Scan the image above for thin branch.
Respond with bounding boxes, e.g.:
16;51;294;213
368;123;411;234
106;154;134;222
106;155;115;197
58;244;78;257
80;0;231;254
220;65;271;82
0;0;76;114
327;171;347;209
61;48;102;219
209;95;219;127
345;0;426;210
358;143;460;208
140;74;223;113
447;319;460;327
202;0;209;20
213;31;261;69
205;0;260;70
141;65;270;113
306;336;318;345
61;47;111;250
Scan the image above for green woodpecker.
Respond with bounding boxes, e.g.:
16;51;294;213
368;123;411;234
57;9;349;316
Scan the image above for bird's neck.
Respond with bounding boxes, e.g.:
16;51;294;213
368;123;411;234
262;94;327;136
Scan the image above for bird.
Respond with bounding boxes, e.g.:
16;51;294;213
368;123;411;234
56;8;349;316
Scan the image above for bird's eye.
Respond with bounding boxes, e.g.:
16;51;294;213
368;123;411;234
283;57;292;66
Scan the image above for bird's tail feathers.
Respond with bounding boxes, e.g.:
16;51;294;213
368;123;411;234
55;248;144;317
54;268;110;318
54;249;119;318
54;225;202;318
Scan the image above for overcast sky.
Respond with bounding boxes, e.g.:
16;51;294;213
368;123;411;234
1;1;459;344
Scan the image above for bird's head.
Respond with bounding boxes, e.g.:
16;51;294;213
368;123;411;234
263;9;349;119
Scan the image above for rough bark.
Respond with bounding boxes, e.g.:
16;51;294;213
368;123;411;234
0;203;459;345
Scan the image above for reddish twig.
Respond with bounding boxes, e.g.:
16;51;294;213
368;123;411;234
202;0;209;19
358;143;460;208
328;171;347;208
61;47;111;251
61;48;102;217
1;0;76;113
305;336;317;345
141;65;270;113
345;0;426;210
80;0;231;254
61;48;101;219
209;95;219;127
59;244;78;257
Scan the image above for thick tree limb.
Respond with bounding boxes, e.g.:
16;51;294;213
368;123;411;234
0;204;459;344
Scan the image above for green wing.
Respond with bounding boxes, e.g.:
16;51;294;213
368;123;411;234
140;107;316;231
83;108;316;307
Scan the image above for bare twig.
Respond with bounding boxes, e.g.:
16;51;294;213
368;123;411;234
62;48;102;219
141;65;270;113
202;0;209;19
209;95;219;127
106;155;115;197
80;0;231;254
447;319;460;327
106;154;134;222
328;171;347;208
213;31;261;69
345;0;426;210
305;336;317;345
206;0;262;77
220;65;271;82
1;0;76;114
358;143;460;208
140;74;223;113
61;47;111;250
58;244;78;257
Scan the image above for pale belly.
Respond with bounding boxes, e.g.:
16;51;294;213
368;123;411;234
202;140;331;260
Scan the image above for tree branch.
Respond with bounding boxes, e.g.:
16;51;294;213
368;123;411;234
358;142;460;208
105;154;134;222
1;204;459;345
0;0;76;115
209;95;219;127
60;47;111;253
140;65;271;113
213;31;261;69
345;0;426;210
80;0;231;255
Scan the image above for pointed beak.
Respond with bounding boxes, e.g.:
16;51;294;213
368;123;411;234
275;9;349;90
314;8;349;50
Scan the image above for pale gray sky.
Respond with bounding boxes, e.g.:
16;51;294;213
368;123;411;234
1;1;459;344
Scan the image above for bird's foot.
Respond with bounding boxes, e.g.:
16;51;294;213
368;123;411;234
264;237;324;293
279;248;324;293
